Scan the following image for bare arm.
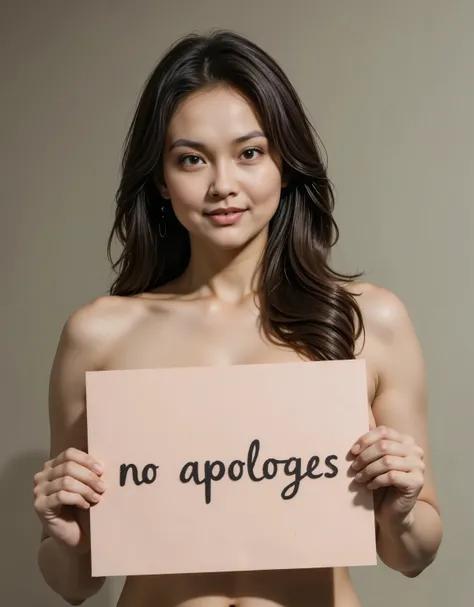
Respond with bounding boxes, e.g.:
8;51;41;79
37;304;108;604
363;287;443;576
38;538;104;606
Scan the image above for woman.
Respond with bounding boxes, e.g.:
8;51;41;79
33;30;442;607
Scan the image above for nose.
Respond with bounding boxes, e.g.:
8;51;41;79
209;161;238;199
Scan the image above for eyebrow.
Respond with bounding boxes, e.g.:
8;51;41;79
169;130;266;152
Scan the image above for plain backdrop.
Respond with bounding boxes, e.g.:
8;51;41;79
1;1;473;605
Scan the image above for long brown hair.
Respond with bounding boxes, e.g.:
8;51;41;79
107;30;364;360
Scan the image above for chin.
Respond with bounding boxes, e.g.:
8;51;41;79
206;226;268;251
208;234;254;251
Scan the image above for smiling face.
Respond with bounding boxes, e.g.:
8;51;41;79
161;85;284;252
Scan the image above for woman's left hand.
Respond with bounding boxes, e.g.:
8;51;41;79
351;425;425;527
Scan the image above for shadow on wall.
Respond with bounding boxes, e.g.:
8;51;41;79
0;451;113;607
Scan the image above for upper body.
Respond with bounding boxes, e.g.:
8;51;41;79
33;29;442;607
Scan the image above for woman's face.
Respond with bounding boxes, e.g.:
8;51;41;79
161;85;284;251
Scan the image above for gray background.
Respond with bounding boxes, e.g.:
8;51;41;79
2;1;472;605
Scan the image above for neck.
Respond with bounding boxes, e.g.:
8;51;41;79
181;230;267;303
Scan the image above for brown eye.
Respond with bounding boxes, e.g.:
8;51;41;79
241;148;263;161
179;154;203;166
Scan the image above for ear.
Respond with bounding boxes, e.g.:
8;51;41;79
157;180;170;200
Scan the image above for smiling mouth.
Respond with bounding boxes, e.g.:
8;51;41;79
204;207;247;226
205;207;246;216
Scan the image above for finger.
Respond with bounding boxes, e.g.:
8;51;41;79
366;469;424;491
45;476;102;504
39;490;91;512
48;461;106;494
33;469;48;486
354;455;419;483
51;448;103;475
352;440;410;470
351;425;402;455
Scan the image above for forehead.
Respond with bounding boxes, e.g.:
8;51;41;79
167;86;263;140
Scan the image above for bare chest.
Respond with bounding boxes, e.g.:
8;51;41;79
104;303;377;406
107;304;304;367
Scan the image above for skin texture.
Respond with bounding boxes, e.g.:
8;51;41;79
33;86;442;607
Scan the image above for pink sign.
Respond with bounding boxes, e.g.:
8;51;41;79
86;360;376;577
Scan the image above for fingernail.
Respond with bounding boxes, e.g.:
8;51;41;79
352;460;360;470
352;444;360;454
96;480;106;492
91;493;101;502
93;464;103;474
355;472;363;481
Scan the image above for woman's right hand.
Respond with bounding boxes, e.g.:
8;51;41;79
33;448;106;553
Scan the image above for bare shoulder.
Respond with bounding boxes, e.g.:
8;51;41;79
48;295;148;454
346;280;426;398
348;279;428;415
59;295;146;365
347;281;417;347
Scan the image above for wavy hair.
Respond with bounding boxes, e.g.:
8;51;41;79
107;29;364;360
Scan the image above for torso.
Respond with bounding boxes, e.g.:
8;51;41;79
87;282;381;607
116;568;361;607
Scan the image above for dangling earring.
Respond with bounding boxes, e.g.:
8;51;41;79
159;205;167;238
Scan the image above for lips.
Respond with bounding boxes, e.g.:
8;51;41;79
205;207;246;216
204;207;247;226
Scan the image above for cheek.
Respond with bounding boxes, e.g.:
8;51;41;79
246;166;283;208
165;176;210;234
166;173;206;214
